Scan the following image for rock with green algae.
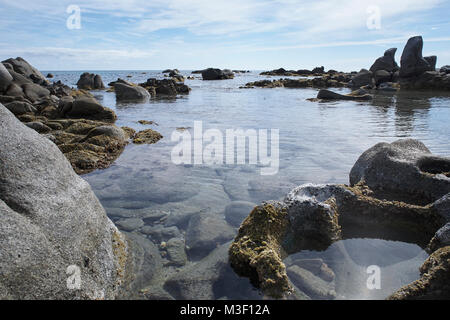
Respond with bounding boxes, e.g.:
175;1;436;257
133;129;163;144
0;104;133;299
229;202;292;299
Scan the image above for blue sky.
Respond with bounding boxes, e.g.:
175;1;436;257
1;0;449;71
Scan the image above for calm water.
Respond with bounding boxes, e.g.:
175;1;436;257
46;70;450;300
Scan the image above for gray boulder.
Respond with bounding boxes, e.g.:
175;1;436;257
2;57;47;85
349;139;450;204
114;82;150;101
0;63;13;92
287;265;336;299
370;48;399;73
399;36;432;78
185;213;236;260
0;104;130;299
76;72;105;90
25;121;52;134
4;101;36;115
66;96;117;122
317;89;372;101
22;83;50;102
202;68;235;80
5;83;24;97
349;69;373;88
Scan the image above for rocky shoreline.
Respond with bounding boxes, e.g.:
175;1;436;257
0;58;175;174
242;36;450;96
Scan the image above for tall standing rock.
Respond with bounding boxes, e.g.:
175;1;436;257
0;104;130;299
370;48;399;73
399;36;431;78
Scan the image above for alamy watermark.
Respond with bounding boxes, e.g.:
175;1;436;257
366;5;381;30
171;121;279;176
66;5;81;30
366;265;381;290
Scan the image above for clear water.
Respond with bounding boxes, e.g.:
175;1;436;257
46;70;450;300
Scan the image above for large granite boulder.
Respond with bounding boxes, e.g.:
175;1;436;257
399;36;432;78
202;68;234;80
77;72;105;90
0;104;130;299
349;139;450;204
370;48;399;73
114;83;150;101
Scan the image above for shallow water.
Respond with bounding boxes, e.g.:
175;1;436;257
47;70;450;299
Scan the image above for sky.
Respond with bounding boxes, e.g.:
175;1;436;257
0;0;450;71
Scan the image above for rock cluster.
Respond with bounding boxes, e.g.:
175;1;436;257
244;72;352;89
229;139;450;299
0;57;163;175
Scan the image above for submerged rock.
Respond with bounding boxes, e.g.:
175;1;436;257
0;104;131;299
164;243;230;299
186;213;236;260
229;139;450;299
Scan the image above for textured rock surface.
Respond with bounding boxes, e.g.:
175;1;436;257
0;105;130;299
